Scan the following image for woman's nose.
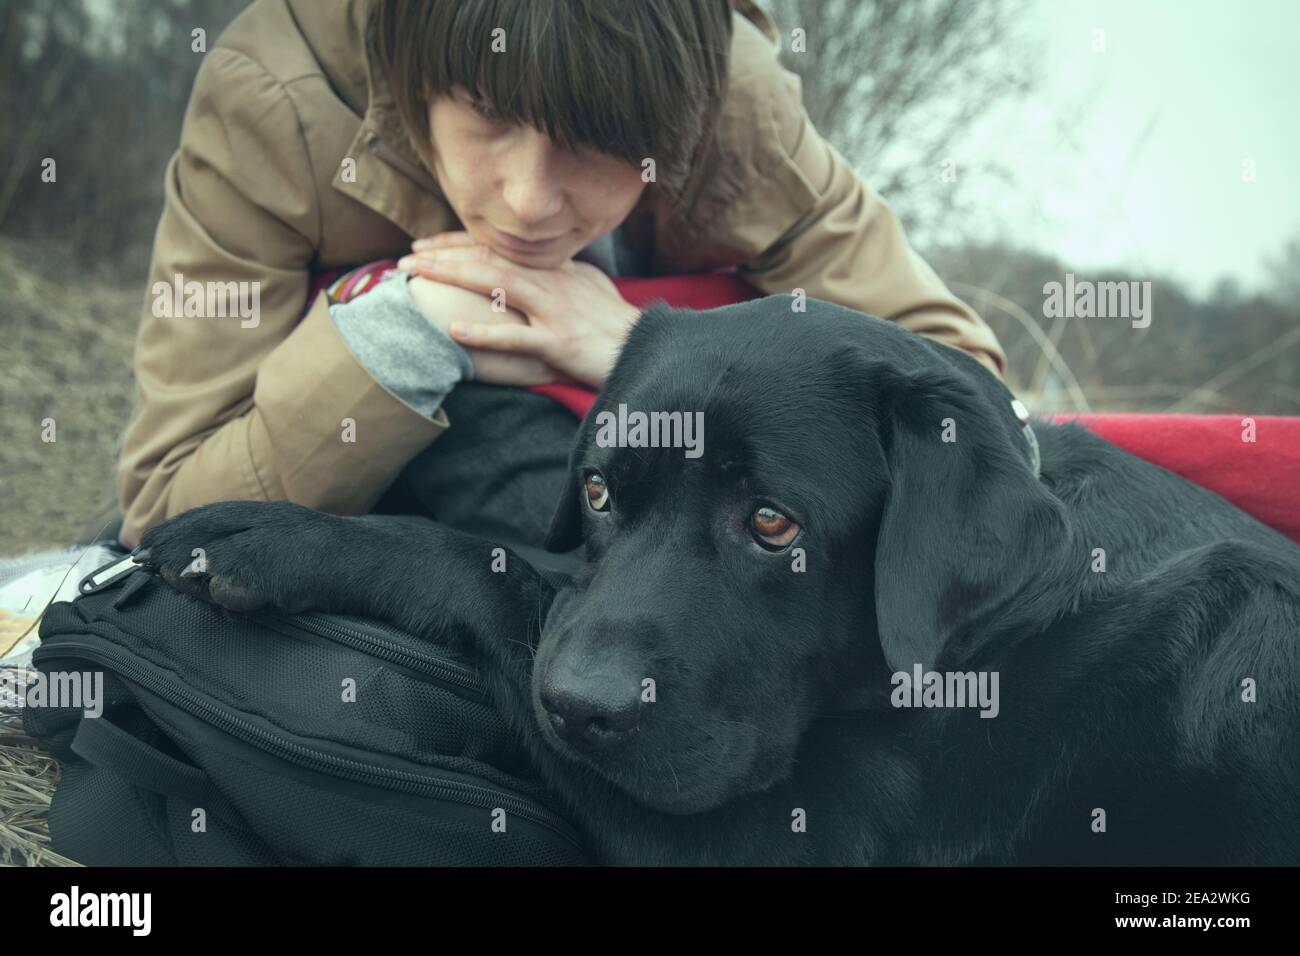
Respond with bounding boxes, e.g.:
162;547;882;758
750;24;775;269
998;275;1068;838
500;135;567;226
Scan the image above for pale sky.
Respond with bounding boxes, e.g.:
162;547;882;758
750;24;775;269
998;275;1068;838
964;0;1300;296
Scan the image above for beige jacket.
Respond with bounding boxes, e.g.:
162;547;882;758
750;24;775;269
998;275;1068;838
116;0;1006;549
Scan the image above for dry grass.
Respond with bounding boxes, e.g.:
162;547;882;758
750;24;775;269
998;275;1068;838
0;238;140;558
0;718;80;867
1;240;136;866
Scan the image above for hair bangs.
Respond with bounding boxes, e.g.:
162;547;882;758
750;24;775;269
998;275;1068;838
374;0;734;198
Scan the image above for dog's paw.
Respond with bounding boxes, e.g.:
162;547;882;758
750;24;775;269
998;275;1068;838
133;500;336;615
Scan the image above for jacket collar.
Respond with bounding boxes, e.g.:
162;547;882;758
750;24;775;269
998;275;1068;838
331;0;459;239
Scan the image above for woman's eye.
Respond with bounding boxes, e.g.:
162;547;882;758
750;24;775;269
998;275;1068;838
584;473;610;512
750;505;799;550
470;100;501;122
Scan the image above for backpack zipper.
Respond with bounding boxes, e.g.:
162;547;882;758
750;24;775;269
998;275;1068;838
78;568;488;700
278;612;488;702
78;554;140;595
33;636;585;852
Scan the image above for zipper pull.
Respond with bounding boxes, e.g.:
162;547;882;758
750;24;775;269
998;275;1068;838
111;569;155;610
78;553;150;596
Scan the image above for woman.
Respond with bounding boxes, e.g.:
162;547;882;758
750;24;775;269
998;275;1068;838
115;0;1006;550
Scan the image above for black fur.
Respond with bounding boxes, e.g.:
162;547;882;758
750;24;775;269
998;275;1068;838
138;295;1300;865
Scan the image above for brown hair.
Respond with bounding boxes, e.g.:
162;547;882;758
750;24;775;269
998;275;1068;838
372;0;734;208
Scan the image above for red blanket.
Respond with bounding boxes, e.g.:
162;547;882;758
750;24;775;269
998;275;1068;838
1048;414;1300;545
313;266;1300;544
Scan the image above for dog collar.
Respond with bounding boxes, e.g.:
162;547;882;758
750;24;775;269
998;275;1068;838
1010;399;1041;479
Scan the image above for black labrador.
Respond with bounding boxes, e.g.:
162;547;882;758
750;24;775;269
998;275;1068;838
135;295;1300;865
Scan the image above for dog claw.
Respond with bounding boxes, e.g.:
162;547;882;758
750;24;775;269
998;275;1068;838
207;577;269;612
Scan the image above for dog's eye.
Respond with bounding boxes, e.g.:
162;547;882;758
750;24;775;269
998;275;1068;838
584;473;610;512
750;506;799;550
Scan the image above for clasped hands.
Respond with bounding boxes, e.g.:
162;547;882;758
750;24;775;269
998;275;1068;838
398;231;642;389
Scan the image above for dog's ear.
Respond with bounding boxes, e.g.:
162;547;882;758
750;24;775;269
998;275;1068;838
869;359;1070;673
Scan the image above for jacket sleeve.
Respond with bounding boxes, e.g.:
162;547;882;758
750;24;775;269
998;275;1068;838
116;48;448;549
723;16;1007;377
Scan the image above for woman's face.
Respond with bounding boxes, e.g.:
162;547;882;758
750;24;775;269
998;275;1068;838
427;87;649;269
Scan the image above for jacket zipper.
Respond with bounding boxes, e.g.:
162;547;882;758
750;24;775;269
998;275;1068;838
34;636;584;851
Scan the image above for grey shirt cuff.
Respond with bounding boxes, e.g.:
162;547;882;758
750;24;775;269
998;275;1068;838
328;273;475;419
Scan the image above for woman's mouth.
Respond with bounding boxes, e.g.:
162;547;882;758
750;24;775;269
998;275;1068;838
488;224;566;253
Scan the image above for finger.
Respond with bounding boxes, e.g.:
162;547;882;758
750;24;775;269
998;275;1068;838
411;231;474;251
409;245;495;264
466;349;558;386
449;320;555;357
404;244;553;274
399;256;550;315
403;242;558;278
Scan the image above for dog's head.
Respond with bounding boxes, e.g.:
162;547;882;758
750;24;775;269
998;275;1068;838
533;295;1068;814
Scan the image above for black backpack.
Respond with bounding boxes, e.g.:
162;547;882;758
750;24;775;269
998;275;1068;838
23;554;590;866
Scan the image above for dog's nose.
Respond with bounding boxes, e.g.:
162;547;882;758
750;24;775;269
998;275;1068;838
539;669;642;751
